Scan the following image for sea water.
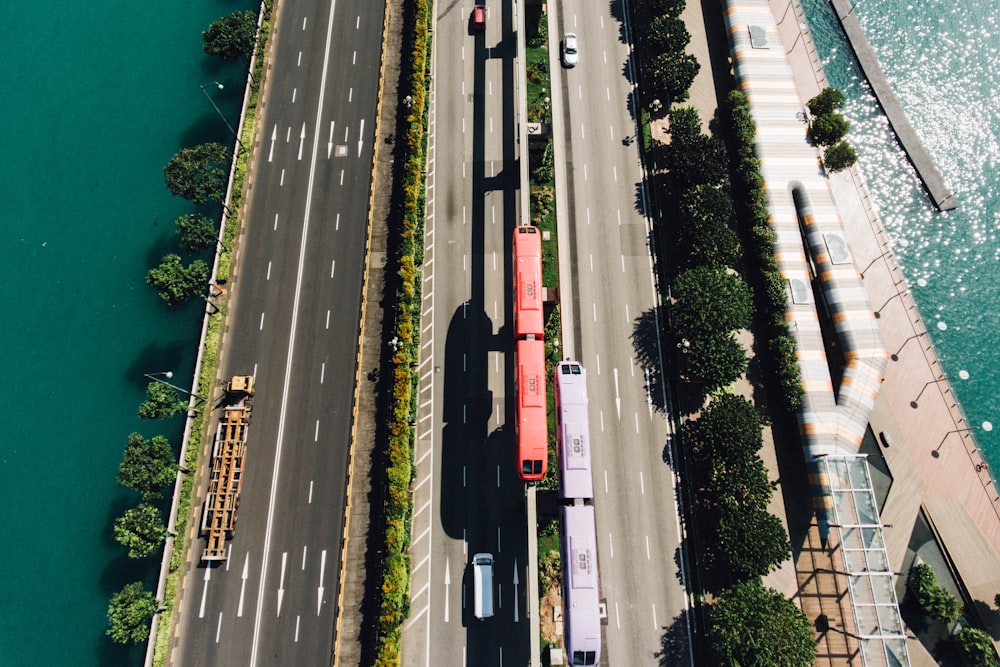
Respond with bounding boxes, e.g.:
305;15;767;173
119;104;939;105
0;1;252;664
801;0;1000;463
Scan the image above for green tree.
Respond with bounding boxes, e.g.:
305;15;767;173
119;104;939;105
163;142;230;205
176;213;218;252
667;105;702;143
662;132;727;188
718;507;790;579
146;253;209;305
958;627;1000;667
823;140;858;173
806;86;845;116
643;50;700;103
912;562;962;624
642;15;690;60
675;184;740;269
114;503;168;558
203;10;258;61
709;580;817;666
683;332;748;391
138;381;188;420
639;0;687;20
809;112;850;146
106;582;158;644
117;432;178;499
696;394;764;463
672;265;753;338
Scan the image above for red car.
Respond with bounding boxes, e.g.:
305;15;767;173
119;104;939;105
471;5;486;34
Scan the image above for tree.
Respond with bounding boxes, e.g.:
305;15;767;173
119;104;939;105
807;86;845;117
672;265;753;338
176;213;218;252
809;112;850;146
114;503;168;558
661;132;727;188
106;582;158;644
118;433;178;499
642;15;690;60
667;106;702;143
639;0;687;20
146;253;209;305
202;10;258;61
163;142;230;205
823;141;858;173
712;456;774;512
709;580;817;666
683;332;748;391
718;507;790;579
138;381;188;420
911;562;962;624
958;627;1000;667
644;50;700;103
675;185;740;269
697;394;764;463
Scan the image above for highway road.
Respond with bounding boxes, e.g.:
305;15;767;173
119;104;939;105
401;1;532;666
169;0;385;665
549;0;694;664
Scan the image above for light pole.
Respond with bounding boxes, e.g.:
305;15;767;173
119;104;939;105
911;370;968;408
932;421;993;458
144;371;205;403
200;82;245;151
890;330;927;361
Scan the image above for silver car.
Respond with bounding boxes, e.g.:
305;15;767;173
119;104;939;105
562;32;579;67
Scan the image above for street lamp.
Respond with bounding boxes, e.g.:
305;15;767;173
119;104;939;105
200;82;245;151
890;330;927;361
932;421;993;458
911;370;969;408
144;371;205;403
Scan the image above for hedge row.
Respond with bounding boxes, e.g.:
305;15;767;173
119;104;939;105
724;90;805;412
373;0;431;663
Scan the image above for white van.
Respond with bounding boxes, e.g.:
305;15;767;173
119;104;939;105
472;553;495;620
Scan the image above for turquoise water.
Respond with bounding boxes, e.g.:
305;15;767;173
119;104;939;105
0;2;251;664
801;0;1000;463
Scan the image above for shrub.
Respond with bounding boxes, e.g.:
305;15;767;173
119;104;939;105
911;562;962;624
806;86;845;117
809;112;850;146
824;140;858;173
958;627;1000;667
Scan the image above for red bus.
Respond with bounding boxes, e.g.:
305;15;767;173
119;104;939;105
513;226;544;340
515;338;548;482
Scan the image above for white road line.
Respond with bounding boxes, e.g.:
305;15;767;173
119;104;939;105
320;362;326;384
640;470;645;495
608;532;614;559
604;469;609;494
259;312;265;330
294;615;301;642
216;612;223;643
274;213;279;230
267;261;272;280
646;535;651;560
308;480;314;503
302;545;308;570
314;420;320;442
249;2;339;663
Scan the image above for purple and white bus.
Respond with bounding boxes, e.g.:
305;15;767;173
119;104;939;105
555;361;594;502
561;505;602;666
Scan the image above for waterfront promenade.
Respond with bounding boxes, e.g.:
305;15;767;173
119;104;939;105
771;0;1000;659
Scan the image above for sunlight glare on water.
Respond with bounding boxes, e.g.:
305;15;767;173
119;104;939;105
801;0;1000;461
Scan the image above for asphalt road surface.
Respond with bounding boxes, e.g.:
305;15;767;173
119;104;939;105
550;0;694;663
169;0;385;665
401;1;533;666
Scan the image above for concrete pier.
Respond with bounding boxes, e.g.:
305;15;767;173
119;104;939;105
830;0;957;211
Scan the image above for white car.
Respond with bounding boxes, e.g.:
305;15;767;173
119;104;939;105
562;33;579;67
